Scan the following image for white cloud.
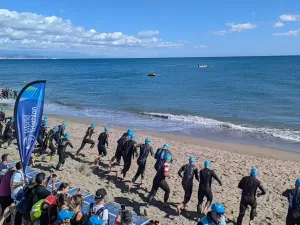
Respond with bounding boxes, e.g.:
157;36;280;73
194;45;208;49
137;30;160;37
0;9;183;54
226;22;257;32
279;14;300;21
272;30;299;36
273;21;285;28
214;30;228;36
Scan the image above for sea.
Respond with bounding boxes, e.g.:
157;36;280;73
0;56;299;152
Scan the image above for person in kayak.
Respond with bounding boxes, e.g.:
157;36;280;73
198;202;227;225
177;157;199;215
55;121;67;143
56;132;74;171
76;123;97;156
154;144;172;171
282;178;300;225
197;161;222;215
236;168;266;225
109;129;132;168
95;127;109;165
128;138;154;192
146;153;172;207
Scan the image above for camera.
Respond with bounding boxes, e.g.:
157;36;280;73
121;204;126;210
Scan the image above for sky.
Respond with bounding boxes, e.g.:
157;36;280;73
0;0;299;58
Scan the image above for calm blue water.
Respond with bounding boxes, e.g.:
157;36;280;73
0;56;300;152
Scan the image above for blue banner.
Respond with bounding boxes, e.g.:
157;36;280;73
14;80;46;176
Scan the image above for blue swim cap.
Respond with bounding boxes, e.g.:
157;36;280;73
163;144;169;149
296;178;300;187
127;128;132;133
145;138;151;144
104;126;109;132
62;121;67;127
131;134;136;140
44;116;49;120
250;168;258;176
65;132;70;138
58;209;74;222
211;203;225;215
88;215;104;225
53;126;59;131
11;117;14;121
1;108;5;112
128;131;133;136
91;123;96;128
204;160;211;168
189;157;196;164
164;153;172;161
43;122;49;127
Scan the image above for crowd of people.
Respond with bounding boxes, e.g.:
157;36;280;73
0;113;299;225
0;89;18;100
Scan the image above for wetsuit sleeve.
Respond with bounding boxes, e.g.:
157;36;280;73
195;168;199;181
212;171;222;185
258;181;266;195
154;149;160;159
61;127;65;137
150;146;154;156
282;189;289;197
68;141;74;148
105;134;109;146
177;165;185;178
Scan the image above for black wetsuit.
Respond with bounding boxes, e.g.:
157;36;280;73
97;132;109;156
147;162;170;205
76;127;95;155
154;148;172;171
0;111;5;136
237;176;266;225
55;137;73;170
2;120;15;146
37;126;47;154
178;164;199;205
282;189;300;225
48;129;57;155
54;125;65;143
132;143;154;183
120;139;136;178
197;168;222;213
111;133;129;165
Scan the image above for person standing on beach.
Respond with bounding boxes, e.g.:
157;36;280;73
37;122;49;155
109;129;132;168
282;178;300;225
197;161;222;215
55;121;67;143
177;157;199;215
236;168;266;225
76;123;96;156
56;132;73;171
95;127;109;165
128;138;154;192
47;126;59;161
146;153;171;207
154;144;172;171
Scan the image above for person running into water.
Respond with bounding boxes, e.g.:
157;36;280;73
154;144;172;171
197;161;222;215
55;121;67;143
1;117;15;149
76;123;97;156
117;134;137;180
146;153;172;207
236;168;266;225
47;126;59;161
177;157;199;215
109;129;132;168
41;116;49;126
95;127;109;165
128;138;154;192
282;178;300;225
198;202;227;225
56;132;73;171
37;122;49;155
0;108;6;136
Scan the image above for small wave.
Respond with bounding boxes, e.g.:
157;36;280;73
141;112;300;143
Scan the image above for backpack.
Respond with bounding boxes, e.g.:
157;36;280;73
40;195;58;225
30;199;44;222
16;185;39;215
89;203;109;224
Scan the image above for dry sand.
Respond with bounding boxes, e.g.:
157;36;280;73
3;112;300;225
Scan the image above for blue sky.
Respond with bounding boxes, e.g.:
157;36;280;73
0;0;299;58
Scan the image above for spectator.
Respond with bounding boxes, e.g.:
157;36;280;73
69;194;85;225
0;203;15;225
0;154;10;179
58;193;69;211
54;182;70;197
35;172;56;199
10;162;27;200
114;208;132;225
88;215;105;225
89;188;108;224
0;168;14;223
57;209;74;225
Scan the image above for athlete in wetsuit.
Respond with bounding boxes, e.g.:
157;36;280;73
55;132;73;171
95;127;109;165
55;121;67;143
41;116;49;126
154;144;172;171
48;126;59;160
128;138;154;192
282;178;300;225
117;134;137;179
76;123;96;156
147;153;172;207
0;108;6;136
37;122;49;155
197;161;222;215
1;117;15;148
109;129;132;168
237;168;266;225
177;157;199;215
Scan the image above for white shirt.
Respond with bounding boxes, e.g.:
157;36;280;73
93;204;109;223
10;170;25;200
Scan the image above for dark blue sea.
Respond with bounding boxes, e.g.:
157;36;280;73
0;56;299;152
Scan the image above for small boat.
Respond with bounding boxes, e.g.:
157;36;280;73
147;72;156;77
198;64;207;68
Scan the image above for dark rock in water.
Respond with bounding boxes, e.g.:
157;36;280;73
221;123;231;129
140;112;169;119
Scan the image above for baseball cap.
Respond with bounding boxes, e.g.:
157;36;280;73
57;209;74;221
88;215;105;225
94;188;107;202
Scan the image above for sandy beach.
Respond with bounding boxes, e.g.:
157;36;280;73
3;111;300;225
